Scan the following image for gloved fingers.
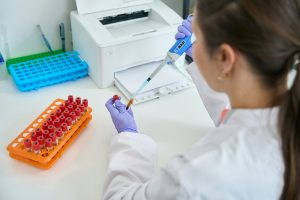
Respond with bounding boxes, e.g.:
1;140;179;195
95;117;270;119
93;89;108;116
178;25;191;37
105;98;119;116
182;20;192;32
114;100;127;113
175;32;186;40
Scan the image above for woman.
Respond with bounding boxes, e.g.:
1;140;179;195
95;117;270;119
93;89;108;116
104;0;300;199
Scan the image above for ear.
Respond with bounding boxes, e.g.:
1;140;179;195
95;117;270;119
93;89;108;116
216;44;237;77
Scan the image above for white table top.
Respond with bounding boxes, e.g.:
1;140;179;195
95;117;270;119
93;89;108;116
0;76;213;200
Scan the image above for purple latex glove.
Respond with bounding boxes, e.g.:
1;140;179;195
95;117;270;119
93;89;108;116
105;98;138;133
175;15;193;58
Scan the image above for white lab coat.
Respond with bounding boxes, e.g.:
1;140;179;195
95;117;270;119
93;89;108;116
103;63;284;200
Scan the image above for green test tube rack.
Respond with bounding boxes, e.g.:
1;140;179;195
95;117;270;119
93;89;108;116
6;50;63;74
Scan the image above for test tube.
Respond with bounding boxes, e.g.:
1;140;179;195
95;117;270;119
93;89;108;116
65;117;72;129
64;99;70;107
75;108;81;119
45;138;53;151
82;99;88;111
43;129;50;139
64;109;70;118
56;128;63;140
59;115;66;124
31;132;38;142
67;105;74;113
54;118;61;129
24;139;32;152
72;101;77;110
56;109;62;118
35;128;43;137
70;112;76;123
42;122;49;130
112;95;120;103
32;141;41;154
75;97;81;105
79;104;85;112
49;133;58;145
46;117;53;126
37;136;45;148
61;123;68;134
50;112;56;121
48;125;55;134
60;104;66;112
68;95;74;103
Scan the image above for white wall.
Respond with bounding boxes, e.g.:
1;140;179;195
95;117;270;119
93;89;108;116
0;0;183;58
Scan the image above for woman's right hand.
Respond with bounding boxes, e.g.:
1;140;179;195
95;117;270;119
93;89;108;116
175;15;193;58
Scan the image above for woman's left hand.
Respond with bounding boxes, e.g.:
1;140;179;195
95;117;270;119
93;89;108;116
105;98;138;133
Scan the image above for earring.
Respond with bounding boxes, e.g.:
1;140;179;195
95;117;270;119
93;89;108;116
217;76;224;81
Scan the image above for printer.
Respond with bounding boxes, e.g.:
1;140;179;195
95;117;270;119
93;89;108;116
71;0;193;103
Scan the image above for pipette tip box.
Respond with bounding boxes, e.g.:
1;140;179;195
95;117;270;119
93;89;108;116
8;51;88;91
6;95;92;169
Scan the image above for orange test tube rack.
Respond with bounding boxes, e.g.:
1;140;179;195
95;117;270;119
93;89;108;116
7;97;92;169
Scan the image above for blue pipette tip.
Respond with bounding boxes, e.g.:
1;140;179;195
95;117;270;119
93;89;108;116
167;60;172;65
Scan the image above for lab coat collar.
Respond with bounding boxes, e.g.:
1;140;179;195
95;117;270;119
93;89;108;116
222;107;279;127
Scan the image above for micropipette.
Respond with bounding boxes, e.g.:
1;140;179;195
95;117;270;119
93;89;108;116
126;34;194;109
37;24;54;54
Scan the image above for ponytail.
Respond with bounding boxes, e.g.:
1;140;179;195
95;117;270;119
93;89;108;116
279;53;300;200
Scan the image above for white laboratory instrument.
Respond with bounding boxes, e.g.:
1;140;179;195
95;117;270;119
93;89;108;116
71;0;193;103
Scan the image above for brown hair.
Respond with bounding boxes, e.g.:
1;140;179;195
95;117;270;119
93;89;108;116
195;0;300;199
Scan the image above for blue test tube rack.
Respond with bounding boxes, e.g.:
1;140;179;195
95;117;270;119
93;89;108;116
8;51;88;91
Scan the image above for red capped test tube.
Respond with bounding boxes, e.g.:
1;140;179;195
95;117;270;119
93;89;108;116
68;95;74;103
75;97;81;105
35;128;43;137
32;141;41;154
42;122;49;130
61;123;68;133
45;138;53;151
67;105;74;113
64;99;70;107
79;104;85;112
65;117;72;129
112;95;120;103
31;132;38;142
37;136;45;148
46;117;53;126
82;99;88;111
49;133;58;145
54;118;61;129
60;115;66;124
56;109;62;118
50;113;56;121
64;109;70;118
75;108;82;119
72;101;77;110
60;104;66;112
48;125;55;134
43;130;50;139
24;139;32;151
56;128;63;139
70;112;76;123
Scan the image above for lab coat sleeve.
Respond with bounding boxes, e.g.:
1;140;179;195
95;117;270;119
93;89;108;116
186;63;230;126
103;132;187;200
103;132;158;200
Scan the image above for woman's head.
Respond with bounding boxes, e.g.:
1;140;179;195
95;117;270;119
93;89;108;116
192;0;300;198
193;0;300;88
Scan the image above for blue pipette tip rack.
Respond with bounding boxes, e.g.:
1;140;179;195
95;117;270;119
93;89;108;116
9;51;88;92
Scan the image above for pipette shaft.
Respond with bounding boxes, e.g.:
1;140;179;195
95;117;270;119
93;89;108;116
126;34;193;109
